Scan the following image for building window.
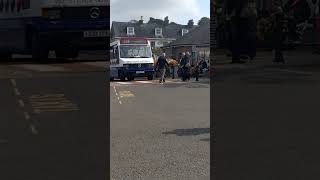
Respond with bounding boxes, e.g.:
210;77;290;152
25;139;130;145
127;27;135;35
182;28;189;36
155;28;162;36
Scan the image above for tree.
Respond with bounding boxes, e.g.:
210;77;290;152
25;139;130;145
198;17;210;25
187;19;194;26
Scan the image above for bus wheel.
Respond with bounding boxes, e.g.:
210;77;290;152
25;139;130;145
31;34;49;61
147;75;153;80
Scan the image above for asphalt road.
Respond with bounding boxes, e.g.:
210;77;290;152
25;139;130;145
0;55;109;180
110;78;210;179
213;60;320;179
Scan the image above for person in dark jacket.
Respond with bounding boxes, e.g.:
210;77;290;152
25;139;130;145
180;52;191;81
272;6;285;63
230;7;246;63
156;52;169;84
246;7;257;62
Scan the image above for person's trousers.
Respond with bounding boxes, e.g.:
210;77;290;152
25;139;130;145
159;68;166;83
195;71;199;81
171;66;175;79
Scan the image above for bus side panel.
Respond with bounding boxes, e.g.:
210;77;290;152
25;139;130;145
0;19;27;52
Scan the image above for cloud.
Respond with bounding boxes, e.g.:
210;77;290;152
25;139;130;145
111;0;208;25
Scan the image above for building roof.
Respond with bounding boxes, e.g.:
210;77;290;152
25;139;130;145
166;23;210;47
111;21;197;40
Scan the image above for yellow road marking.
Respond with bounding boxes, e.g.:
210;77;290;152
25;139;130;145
119;91;135;97
30;94;65;99
29;94;79;114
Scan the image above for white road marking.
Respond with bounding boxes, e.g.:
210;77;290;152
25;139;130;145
10;79;16;87
29;124;38;135
18;99;25;108
112;86;123;105
24;112;30;120
14;88;21;96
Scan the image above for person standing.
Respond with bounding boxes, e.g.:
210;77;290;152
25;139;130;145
156;52;169;84
272;6;285;63
168;57;177;79
230;6;246;63
247;6;258;63
194;62;200;81
182;52;191;81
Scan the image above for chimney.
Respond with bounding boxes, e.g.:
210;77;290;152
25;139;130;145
139;16;144;24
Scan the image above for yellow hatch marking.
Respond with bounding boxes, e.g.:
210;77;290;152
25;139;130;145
118;91;135;98
29;94;79;114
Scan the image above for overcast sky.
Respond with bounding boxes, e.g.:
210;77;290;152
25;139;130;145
110;0;210;25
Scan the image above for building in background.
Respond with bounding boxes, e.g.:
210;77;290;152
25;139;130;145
110;18;197;51
162;23;210;65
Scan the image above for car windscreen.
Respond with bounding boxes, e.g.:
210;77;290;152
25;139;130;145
120;45;152;58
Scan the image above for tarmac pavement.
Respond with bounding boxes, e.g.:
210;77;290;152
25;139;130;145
0;53;109;180
213;48;320;179
111;78;210;179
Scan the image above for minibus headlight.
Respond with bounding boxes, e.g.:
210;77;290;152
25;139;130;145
42;9;61;19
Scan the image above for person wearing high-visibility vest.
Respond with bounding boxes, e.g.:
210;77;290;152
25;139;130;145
168;58;177;79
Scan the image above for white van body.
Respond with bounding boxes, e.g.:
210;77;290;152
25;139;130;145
110;37;155;81
0;0;109;59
